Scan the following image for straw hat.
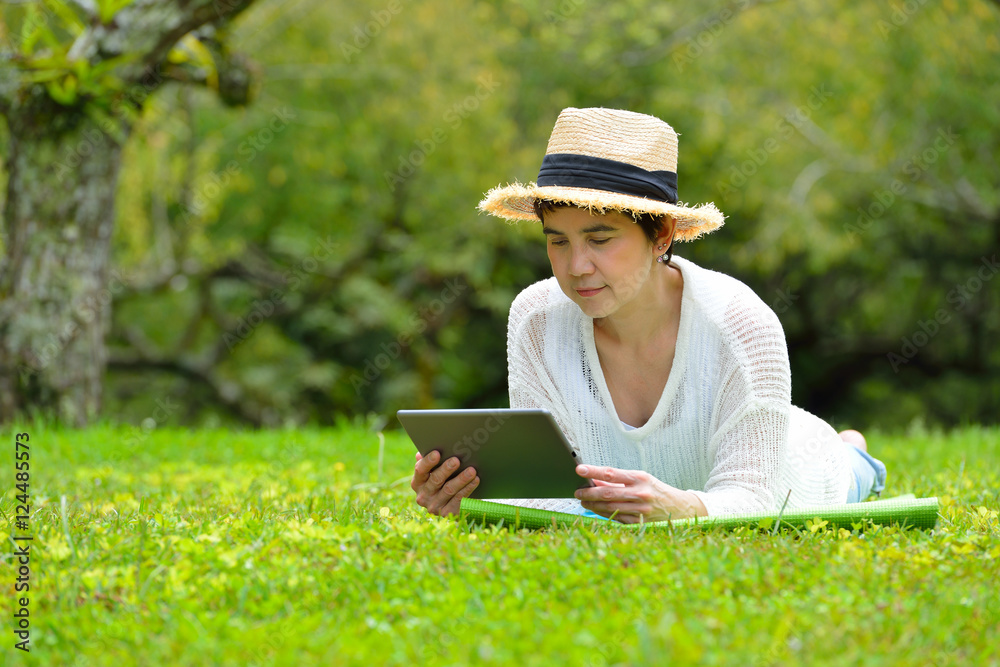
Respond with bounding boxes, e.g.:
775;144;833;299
478;107;725;242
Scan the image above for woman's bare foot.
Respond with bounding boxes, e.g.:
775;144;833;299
838;429;867;453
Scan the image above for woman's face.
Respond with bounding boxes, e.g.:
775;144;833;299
543;206;661;319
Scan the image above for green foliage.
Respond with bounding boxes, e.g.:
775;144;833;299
96;0;136;25
1;422;998;665
0;1;224;116
3;0;998;427
3;2;127;109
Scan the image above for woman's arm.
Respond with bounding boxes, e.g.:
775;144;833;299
506;281;575;434
688;398;790;515
689;295;792;515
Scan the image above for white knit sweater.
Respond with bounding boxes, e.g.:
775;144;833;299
504;255;853;517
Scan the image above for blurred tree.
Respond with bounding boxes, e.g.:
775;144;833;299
0;0;259;424
3;0;997;430
100;0;1000;429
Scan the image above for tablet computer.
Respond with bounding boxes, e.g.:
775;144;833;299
396;408;594;499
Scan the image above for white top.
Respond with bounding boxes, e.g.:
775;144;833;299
504;255;853;517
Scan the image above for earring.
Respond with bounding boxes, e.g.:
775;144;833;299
656;242;671;264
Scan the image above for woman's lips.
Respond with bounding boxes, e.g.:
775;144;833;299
575;287;605;297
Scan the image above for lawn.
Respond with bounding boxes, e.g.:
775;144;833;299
2;420;998;666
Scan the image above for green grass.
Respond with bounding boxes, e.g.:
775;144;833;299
1;421;998;666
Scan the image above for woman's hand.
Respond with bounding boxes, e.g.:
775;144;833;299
574;465;707;523
411;450;480;518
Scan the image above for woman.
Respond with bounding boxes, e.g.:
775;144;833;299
411;107;886;522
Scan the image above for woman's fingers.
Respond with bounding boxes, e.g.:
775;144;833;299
576;464;642;485
441;466;478;497
581;501;651;523
440;474;481;517
413;453;478;516
427;456;462;488
428;466;477;515
576;483;643;503
581;500;650;515
415;450;440;474
410;450;440;492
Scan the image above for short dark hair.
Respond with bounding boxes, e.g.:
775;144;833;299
532;199;673;261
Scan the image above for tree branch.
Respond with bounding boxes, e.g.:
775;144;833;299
0;57;18;117
87;0;258;84
108;350;263;426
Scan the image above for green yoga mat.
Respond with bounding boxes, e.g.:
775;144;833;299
460;495;939;532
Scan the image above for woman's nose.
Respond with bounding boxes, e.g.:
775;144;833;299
568;245;594;276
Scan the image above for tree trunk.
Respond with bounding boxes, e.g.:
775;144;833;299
0;0;259;425
0;112;129;425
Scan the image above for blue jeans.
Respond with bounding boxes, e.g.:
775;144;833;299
845;445;888;503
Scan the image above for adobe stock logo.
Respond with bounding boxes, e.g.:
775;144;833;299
383;75;501;192
876;0;931;39
350;278;467;393
671;0;753;72
887;254;999;372
845;127;957;242
453;413;512;463
715;85;834;199
177;107;296;228
339;0;407;62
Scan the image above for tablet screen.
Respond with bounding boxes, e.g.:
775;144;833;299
397;408;594;499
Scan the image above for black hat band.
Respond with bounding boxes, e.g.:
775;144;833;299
536;153;678;205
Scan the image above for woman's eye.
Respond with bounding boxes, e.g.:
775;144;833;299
590;238;611;245
549;239;568;247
